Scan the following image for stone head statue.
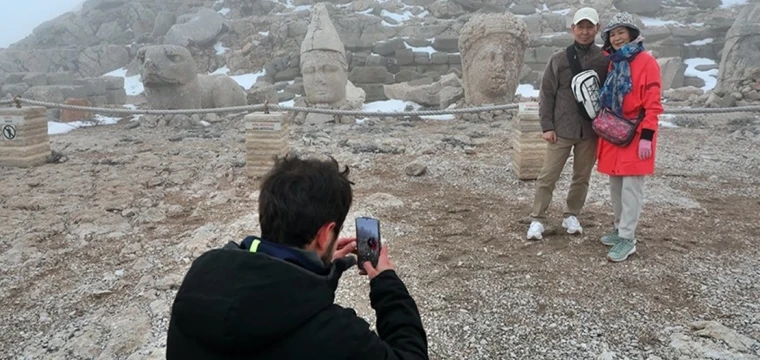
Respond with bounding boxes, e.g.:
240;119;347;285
300;3;348;106
137;45;198;86
458;13;530;105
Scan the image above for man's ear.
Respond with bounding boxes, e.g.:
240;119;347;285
314;222;337;250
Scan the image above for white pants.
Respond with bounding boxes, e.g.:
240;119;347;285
609;176;646;240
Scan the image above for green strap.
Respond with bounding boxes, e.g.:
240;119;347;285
249;239;261;253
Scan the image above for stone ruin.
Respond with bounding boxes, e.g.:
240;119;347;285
707;0;760;107
458;12;530;106
138;44;247;111
135;44;247;127
291;3;365;125
0;0;758;124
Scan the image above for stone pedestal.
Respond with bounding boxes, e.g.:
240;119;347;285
0;107;51;168
245;112;289;179
511;102;546;180
60;98;94;122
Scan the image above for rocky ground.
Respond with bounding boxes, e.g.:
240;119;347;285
1;109;759;359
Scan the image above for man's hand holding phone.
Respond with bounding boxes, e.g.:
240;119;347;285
332;237;357;262
360;244;394;280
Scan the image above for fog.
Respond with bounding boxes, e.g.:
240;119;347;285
0;0;85;48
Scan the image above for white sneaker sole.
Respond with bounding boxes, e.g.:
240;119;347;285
527;233;543;240
562;222;583;235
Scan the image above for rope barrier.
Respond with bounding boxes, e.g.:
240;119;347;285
2;97;760;117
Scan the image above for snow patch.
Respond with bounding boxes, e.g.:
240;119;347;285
49;115;121;135
684;58;718;91
687;38;713;46
659;114;679;128
720;0;747;8
208;66;265;90
360;99;454;120
103;68;144;96
517;84;540;98
214;41;228;55
640;17;683;27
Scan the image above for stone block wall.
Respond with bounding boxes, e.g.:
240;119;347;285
262;25;725;103
0;72;127;120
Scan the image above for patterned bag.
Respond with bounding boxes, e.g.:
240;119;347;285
592;107;645;147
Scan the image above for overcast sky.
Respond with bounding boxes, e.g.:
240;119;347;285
0;0;85;48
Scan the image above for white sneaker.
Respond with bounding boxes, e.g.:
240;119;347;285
562;216;583;235
527;221;544;240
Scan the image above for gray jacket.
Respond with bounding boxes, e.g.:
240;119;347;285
538;43;610;140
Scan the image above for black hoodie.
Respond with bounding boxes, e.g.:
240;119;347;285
166;236;429;360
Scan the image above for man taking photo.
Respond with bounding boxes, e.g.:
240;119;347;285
527;7;610;240
166;155;429;360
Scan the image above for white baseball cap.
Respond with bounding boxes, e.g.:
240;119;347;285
573;7;600;25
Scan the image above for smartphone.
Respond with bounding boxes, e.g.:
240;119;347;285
355;216;381;268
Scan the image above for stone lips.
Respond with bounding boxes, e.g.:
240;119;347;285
0;107;52;168
511;105;546;180
245;112;290;179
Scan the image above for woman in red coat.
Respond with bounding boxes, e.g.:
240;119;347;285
595;12;664;262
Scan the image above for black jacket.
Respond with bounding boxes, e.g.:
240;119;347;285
166;236;429;359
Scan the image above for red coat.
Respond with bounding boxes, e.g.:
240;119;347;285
596;51;664;176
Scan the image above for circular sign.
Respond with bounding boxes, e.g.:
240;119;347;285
2;125;16;140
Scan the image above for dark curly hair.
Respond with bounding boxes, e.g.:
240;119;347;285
258;154;354;248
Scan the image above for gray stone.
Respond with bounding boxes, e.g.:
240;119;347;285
165;8;225;47
432;37;459;53
47;73;76;86
348;66;390;84
395;49;415;66
106;89;127;104
373;38;406;56
102;76;125;90
431;52;449;65
613;0;662;15
413;52;431;65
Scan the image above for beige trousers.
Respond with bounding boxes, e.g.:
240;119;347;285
530;137;598;221
609;175;646;240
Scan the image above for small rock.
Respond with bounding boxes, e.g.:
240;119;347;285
405;163;427;176
132;258;153;270
597;350;616;360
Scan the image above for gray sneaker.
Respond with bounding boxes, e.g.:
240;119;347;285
607;238;636;262
600;228;620;246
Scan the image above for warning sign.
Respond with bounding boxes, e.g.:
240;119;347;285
2;125;16;140
518;102;540;115
0;115;23;126
247;121;282;132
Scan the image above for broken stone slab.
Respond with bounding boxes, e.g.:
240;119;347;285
165;8;225;48
690;320;758;353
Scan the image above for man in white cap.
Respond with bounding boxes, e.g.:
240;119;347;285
527;7;610;240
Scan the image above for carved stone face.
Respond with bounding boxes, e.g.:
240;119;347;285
300;51;347;105
137;45;197;86
467;38;512;98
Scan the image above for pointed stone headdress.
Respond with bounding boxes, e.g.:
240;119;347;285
300;3;345;57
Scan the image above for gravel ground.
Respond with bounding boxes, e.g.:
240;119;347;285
0;111;759;359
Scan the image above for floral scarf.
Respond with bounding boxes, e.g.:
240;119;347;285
599;37;645;116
